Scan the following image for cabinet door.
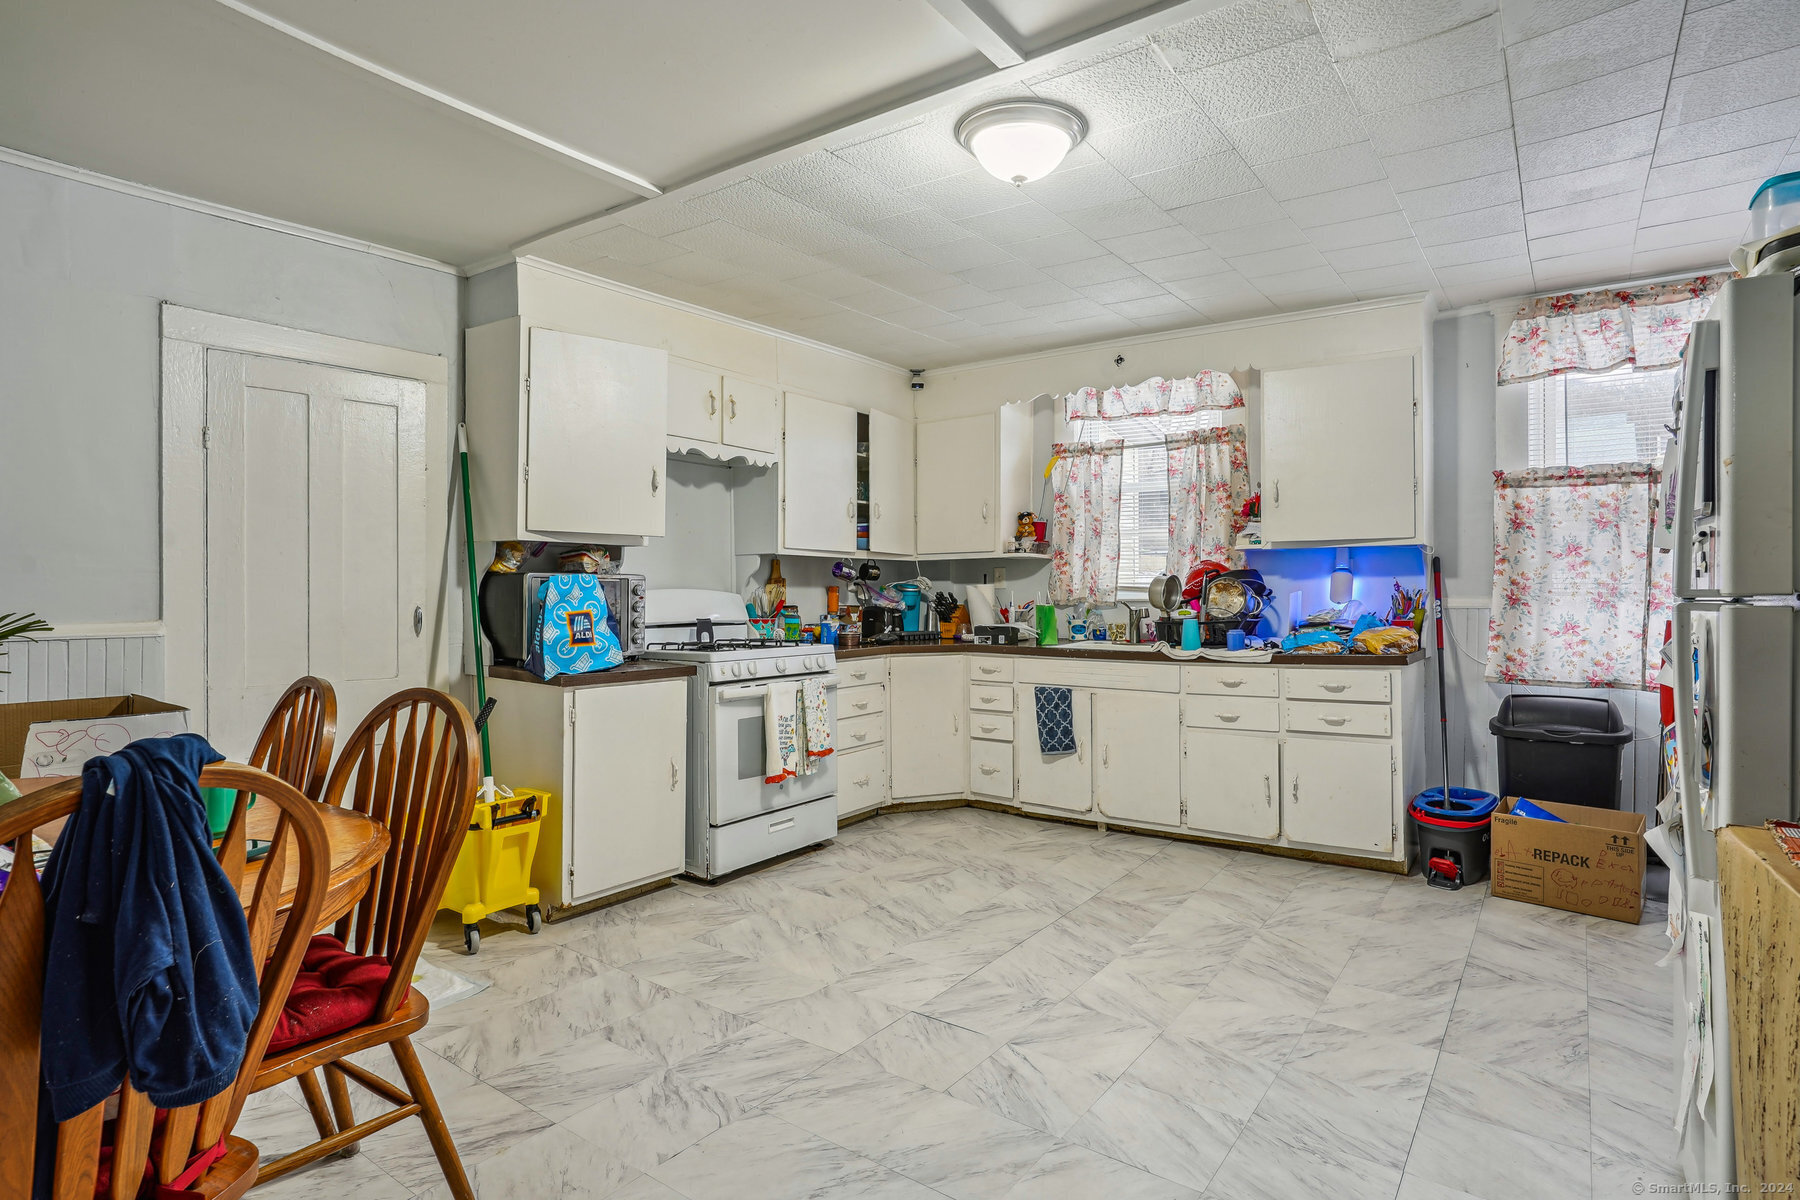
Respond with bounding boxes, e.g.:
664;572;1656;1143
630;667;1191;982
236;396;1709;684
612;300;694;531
526;328;668;537
889;656;966;798
915;414;998;554
1183;730;1280;839
868;409;916;556
1281;737;1395;854
837;743;887;817
1094;690;1181;826
782;392;858;553
570;680;688;900
1261;356;1415;544
668;359;723;443
1017;685;1093;813
724;376;780;454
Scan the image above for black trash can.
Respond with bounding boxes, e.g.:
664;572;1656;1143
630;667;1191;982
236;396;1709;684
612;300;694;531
1489;694;1631;809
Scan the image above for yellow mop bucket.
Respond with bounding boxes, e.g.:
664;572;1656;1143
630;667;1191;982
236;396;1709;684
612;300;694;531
440;786;547;955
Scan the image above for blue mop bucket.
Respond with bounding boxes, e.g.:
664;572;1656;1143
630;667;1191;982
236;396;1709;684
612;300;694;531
1409;787;1500;890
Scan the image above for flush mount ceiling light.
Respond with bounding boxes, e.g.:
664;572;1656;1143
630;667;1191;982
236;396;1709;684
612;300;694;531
954;99;1088;185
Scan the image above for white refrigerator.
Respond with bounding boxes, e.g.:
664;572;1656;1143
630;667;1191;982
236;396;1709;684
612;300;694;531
1668;272;1800;1185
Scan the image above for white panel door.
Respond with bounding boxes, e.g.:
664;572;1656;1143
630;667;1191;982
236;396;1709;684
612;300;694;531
889;655;965;798
668;359;723;443
868;408;916;556
570;680;688;900
723;376;780;454
782;392;857;553
526;327;668;538
1017;685;1093;813
1093;690;1181;825
205;351;427;757
1183;730;1280;839
1261;356;1415;544
915;414;998;554
1281;737;1395;854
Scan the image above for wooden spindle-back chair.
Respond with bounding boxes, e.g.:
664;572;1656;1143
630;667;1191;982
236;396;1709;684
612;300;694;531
0;764;329;1200
251;689;479;1199
248;677;337;801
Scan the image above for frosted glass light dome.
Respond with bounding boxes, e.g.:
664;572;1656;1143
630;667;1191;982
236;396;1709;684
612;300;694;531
955;100;1087;185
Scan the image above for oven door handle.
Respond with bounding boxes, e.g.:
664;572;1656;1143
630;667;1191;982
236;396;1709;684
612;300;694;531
715;675;842;701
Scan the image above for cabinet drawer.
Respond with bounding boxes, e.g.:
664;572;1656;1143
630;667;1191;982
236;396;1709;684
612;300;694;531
839;684;887;719
969;712;1015;742
840;659;887;688
1184;664;1279;698
1184;695;1280;732
968;657;1015;683
1285;701;1392;738
1283;668;1391;703
969;738;1013;799
839;712;885;750
837;744;886;816
969;683;1014;713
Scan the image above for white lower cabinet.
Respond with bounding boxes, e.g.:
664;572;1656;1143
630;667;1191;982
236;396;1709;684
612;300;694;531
1093;690;1181;827
1183;730;1281;840
890;655;966;799
1280;736;1396;855
1017;686;1093;814
837;743;887;817
969;738;1013;799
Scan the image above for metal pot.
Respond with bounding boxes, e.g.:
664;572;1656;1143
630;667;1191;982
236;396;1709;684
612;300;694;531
1146;573;1181;615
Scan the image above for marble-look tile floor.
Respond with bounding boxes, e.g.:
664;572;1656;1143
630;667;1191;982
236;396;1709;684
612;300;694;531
237;807;1678;1200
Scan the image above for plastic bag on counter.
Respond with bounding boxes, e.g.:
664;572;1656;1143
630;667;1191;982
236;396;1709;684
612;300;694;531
1280;627;1347;655
1351;625;1420;655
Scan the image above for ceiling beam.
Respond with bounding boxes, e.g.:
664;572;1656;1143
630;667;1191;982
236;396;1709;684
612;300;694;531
207;0;664;198
924;0;1025;68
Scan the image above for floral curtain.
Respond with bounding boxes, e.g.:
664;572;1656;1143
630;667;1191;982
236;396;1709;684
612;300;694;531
1497;275;1725;385
1049;439;1123;605
1485;464;1670;690
1065;370;1244;421
1167;427;1249;578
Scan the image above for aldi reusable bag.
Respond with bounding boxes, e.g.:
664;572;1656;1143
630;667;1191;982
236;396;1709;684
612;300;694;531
528;573;624;679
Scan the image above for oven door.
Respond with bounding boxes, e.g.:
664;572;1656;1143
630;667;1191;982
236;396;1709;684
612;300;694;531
707;675;839;826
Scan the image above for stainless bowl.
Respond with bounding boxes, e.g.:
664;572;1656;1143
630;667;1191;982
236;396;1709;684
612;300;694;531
1146;573;1181;614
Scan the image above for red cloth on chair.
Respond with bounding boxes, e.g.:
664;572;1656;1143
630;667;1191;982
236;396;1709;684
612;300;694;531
265;935;392;1053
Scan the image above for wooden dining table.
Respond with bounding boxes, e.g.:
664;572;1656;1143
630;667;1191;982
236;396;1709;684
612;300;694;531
13;775;389;930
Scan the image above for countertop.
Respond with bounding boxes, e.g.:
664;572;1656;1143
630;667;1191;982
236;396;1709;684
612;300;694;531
834;642;1423;667
490;662;697;688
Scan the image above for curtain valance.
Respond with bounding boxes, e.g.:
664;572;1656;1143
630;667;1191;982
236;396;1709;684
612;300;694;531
1497;274;1726;385
1064;370;1243;422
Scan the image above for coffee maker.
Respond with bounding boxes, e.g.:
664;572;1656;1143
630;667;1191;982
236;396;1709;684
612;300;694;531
861;606;905;642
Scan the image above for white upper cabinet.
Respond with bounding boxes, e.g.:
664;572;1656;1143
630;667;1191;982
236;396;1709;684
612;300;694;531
1261;355;1418;545
867;409;915;557
668;359;780;459
782;392;859;554
667;358;724;443
465;318;668;542
915;401;1035;557
724;376;780;455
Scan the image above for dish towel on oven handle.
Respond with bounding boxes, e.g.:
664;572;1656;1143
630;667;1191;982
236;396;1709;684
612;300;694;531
764;681;803;783
800;678;833;765
1034;686;1077;755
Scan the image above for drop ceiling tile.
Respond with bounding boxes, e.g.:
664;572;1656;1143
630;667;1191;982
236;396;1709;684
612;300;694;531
1528;221;1638;259
834;120;979;190
1254;143;1388;201
1335;16;1505;113
990;280;1086;308
1532;248;1636;291
1664;43;1800;127
1027;298;1119;324
1521;156;1652;211
1502;0;1639;44
1256;265;1352;297
1111;294;1196;321
756;151;870;198
1524;192;1645;239
1100;226;1207;262
1131;152;1264;208
957;299;1036;327
1645;142;1789;198
1182;37;1348;127
1512;58;1673;146
1630;240;1739;276
1339;262;1443;295
865;263;963;295
1312;0;1498;60
1203;217;1314;255
1028;44;1197;133
1164;271;1267;302
929;282;1011;311
1045;255;1145;287
1640;181;1763;226
1228;243;1329;275
907;237;1017;273
1505;0;1684;99
1434;255;1537;286
1078;274;1168;304
1305;210;1419;250
570;224;684;265
1324;238;1427;272
1020;163;1146;214
858;208;974;250
1654;96;1800;165
652;252;748;286
1220;101;1370;164
1381;131;1518;193
1194;294;1282;321
1408;202;1527;246
1009;230;1112;267
1424;231;1531;265
954;260;1055;292
1362;82;1514;155
1137;248;1233;282
1399;171;1523;221
1673;0;1800;77
1282;181;1402;228
957;203;1076;245
817;240;934;276
1061;198;1180;239
792;177;927;226
834;285;921;317
1091;109;1236;178
1517;114;1663;182
900;171;1030;220
616;202;711;240
666;221;816;272
1170;188;1283;234
1151;0;1319;72
1634;211;1750;250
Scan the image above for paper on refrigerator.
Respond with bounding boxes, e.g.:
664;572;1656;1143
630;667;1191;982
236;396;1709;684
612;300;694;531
1646;822;1687;962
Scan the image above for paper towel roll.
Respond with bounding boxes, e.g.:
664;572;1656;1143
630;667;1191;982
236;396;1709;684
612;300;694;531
966;584;998;627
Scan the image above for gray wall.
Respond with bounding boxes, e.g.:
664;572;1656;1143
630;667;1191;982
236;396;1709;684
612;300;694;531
0;159;460;624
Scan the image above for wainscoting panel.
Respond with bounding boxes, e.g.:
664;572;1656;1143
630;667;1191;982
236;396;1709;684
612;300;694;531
0;630;165;705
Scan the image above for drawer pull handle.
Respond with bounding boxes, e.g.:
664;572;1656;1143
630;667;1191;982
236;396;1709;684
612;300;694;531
1321;716;1348;726
979;765;999;775
1221;679;1245;688
1263;774;1273;808
980;666;999;675
853;776;870;788
1215;712;1240;723
852;731;868;741
1292;777;1300;805
1321;683;1349;693
853;702;870;711
979;723;998;733
851;671;868;681
707;389;718;416
768;818;796;833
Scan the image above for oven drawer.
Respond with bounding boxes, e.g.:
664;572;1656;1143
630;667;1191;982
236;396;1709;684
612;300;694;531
1285;700;1392;738
969;657;1014;683
839;684;887;719
840;659;887;688
969;683;1014;713
1184;664;1279;698
708;796;837;877
1283;668;1391;703
969;712;1015;742
969;739;1013;799
839;712;885;750
1184;696;1280;732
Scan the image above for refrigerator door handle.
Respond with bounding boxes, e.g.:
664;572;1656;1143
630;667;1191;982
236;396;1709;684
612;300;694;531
1673;319;1719;599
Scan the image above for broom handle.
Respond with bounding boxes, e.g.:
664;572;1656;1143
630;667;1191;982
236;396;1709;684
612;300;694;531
459;424;494;786
1432;555;1450;800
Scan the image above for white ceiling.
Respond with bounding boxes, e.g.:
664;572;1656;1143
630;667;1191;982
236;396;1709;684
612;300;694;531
3;0;1797;365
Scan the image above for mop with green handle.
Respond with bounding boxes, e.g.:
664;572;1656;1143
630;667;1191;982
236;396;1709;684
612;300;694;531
458;423;496;800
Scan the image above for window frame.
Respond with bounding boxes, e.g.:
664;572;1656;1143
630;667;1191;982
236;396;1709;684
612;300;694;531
1525;361;1680;471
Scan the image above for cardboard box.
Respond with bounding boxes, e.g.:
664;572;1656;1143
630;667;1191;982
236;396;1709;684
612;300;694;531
0;695;188;779
1490;797;1646;923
